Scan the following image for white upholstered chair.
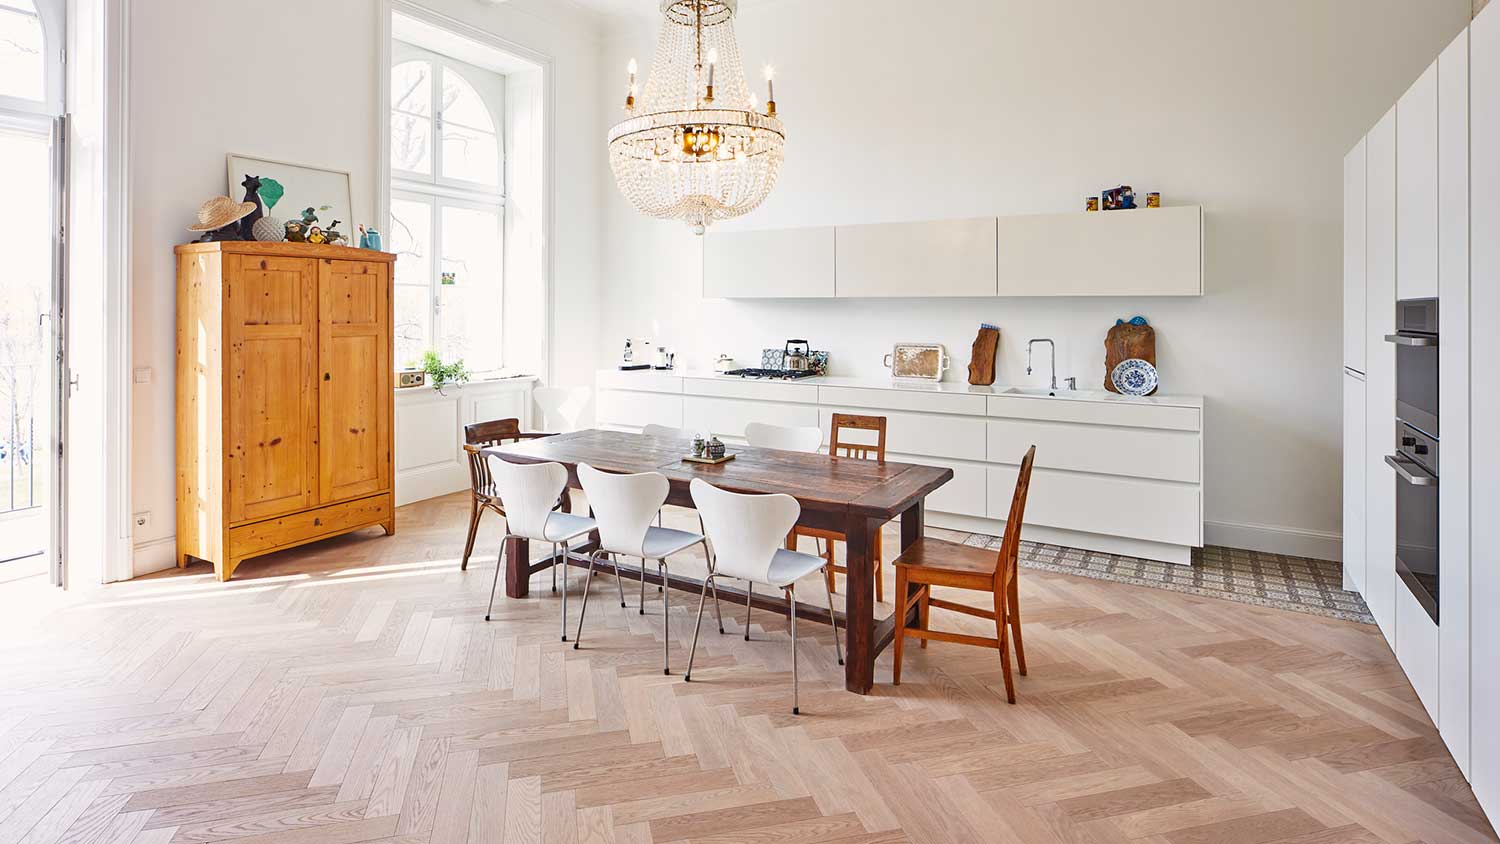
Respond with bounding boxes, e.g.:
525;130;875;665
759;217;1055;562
685;478;841;714
483;457;596;641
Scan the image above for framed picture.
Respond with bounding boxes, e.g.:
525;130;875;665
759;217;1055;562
225;153;354;235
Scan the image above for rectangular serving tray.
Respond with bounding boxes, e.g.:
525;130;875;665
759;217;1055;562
682;452;736;465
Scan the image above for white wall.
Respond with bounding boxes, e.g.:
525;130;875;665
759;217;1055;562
598;0;1469;559
127;0;602;575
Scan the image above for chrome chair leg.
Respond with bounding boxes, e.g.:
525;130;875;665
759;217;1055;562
558;542;569;642
660;560;670;674
685;574;713;681
611;553;627;608
744;583;754;641
789;584;800;715
822;565;844;666
484;535;509;622
573;550;601;648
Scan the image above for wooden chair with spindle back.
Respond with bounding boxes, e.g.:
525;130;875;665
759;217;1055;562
891;444;1036;703
461;418;566;570
789;413;889;602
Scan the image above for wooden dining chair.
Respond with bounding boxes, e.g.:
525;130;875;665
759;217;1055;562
891;445;1036;703
461;418;564;571
790;414;888;602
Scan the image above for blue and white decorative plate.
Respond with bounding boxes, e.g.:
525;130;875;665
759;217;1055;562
1110;358;1158;396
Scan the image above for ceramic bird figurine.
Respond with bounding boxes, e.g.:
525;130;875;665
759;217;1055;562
299;207;320;227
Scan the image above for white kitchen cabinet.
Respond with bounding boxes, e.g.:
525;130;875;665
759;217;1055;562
835;217;997;297
702;226;835;298
682;395;819;439
1344;138;1367;373
1398;61;1440;300
1342;370;1366;594
595;389;683;431
1470;2;1500;819
987;465;1201;549
1365;105;1398;647
820;406;987;462
1437;26;1471;778
986;418;1198;485
1396;578;1441;723
996;206;1203;296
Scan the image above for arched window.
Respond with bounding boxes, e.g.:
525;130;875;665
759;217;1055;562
389;47;505;374
0;0;64;115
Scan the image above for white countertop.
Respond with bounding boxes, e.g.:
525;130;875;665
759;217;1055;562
599;368;1203;409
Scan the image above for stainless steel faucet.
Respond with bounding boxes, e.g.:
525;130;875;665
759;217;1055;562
1026;338;1057;390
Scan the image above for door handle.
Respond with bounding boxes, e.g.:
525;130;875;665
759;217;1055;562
1384;454;1437;486
1384;333;1437;347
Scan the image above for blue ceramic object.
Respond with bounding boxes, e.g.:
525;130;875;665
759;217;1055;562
1110;358;1158;396
1114;316;1150;327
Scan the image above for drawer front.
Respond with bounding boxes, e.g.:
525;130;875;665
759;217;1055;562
683;396;819;439
987;466;1200;547
821;407;986;462
986;395;1200;432
817;385;986;416
987;419;1199;483
597;390;685;430
230;494;391;559
683;378;820;404
889;453;986;518
596;371;683;395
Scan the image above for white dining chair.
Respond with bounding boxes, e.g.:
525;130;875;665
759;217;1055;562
685;478;842;714
574;463;722;674
640;423;689;440
744;422;823;453
483;456;597;641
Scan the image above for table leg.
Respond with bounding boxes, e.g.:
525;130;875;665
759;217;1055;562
842;513;879;693
505;536;530;599
900;500;925;635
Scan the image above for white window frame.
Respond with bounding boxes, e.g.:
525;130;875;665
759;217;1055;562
390;44;506;373
0;0;64;117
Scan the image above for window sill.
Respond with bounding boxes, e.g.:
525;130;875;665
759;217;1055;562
394;372;537;397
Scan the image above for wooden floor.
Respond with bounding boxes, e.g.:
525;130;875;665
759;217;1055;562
0;492;1493;844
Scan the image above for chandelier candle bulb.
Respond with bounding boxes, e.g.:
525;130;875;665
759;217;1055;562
626;58;637;109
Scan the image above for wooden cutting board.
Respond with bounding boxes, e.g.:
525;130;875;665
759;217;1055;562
1104;321;1156;395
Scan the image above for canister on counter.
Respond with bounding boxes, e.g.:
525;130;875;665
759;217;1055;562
1146;191;1161;208
1085;196;1100;212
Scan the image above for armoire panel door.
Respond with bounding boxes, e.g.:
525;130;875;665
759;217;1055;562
319;260;392;503
226;255;320;523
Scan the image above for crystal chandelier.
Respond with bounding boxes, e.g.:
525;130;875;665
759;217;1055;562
607;0;786;235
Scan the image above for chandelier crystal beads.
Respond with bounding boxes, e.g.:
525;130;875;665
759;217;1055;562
608;0;786;234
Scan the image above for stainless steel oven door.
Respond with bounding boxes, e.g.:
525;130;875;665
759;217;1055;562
1392;336;1439;437
1386;452;1439;623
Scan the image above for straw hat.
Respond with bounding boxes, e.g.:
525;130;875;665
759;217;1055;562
187;195;257;232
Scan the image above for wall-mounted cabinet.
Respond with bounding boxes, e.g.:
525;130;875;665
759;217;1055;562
701;207;1204;299
835;217;997;297
702;225;835;298
996;205;1203;296
1397;60;1440;300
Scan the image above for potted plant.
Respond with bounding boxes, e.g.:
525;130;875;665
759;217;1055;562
419;350;471;395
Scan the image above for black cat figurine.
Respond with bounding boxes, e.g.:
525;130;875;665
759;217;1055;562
239;174;264;240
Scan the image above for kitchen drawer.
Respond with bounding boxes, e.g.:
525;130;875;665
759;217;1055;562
596;370;683;395
890;453;986;518
821;407;986;462
596;390;684;430
986;395;1200;432
684;377;820;404
987;466;1200;547
986;419;1199;483
817;385;986;416
230;494;391;560
683;395;819;438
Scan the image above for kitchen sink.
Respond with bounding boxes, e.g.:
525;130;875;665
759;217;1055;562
1002;386;1071;397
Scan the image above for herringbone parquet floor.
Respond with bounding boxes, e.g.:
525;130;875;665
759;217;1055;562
0;492;1494;844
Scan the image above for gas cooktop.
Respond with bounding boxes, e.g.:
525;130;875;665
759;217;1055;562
722;368;820;380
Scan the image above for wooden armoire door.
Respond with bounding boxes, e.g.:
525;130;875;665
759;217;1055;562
318;259;392;503
225;255;320;523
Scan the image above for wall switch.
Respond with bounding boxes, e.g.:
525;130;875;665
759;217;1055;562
133;368;152;384
133;511;151;531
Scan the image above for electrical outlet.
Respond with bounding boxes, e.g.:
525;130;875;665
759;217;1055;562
133;511;151;531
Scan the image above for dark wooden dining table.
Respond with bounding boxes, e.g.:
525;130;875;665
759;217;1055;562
483;428;954;694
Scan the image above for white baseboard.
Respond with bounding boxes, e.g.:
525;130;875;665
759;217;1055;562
132;536;178;577
1204;519;1341;562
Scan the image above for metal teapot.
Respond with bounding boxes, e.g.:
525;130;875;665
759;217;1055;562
783;339;811;372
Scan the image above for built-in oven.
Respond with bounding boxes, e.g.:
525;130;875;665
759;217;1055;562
1384;297;1439;623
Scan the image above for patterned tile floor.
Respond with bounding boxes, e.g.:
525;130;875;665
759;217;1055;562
957;534;1374;624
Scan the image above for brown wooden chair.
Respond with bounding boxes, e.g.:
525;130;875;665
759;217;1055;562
789;414;888;602
891;445;1036;703
461;418;565;571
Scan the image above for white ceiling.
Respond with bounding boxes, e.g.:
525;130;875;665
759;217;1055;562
563;0;763;25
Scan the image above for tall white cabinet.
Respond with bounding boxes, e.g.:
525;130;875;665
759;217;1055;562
1345;5;1495;819
1470;2;1500;819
